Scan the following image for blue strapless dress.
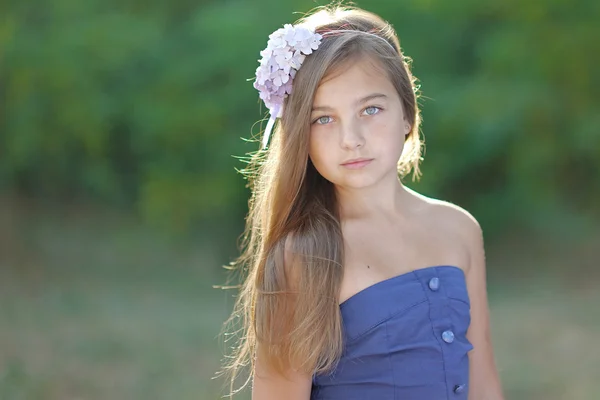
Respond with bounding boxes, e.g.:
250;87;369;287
311;265;473;399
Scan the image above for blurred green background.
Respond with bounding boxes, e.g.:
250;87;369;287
1;0;599;399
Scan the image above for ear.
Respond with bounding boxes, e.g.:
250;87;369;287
404;119;412;136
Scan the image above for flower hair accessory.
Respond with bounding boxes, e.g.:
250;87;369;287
254;24;322;149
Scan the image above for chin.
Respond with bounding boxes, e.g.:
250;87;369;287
332;174;383;189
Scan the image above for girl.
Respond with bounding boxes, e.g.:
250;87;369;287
221;4;504;400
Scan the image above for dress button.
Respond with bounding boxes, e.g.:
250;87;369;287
442;330;455;343
428;277;440;291
454;384;466;394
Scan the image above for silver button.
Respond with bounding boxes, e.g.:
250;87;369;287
454;384;466;394
428;277;440;291
442;330;455;343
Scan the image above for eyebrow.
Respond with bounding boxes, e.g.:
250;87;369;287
311;93;388;112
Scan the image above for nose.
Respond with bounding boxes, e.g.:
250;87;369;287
339;119;365;149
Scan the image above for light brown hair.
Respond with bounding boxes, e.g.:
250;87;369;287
218;3;423;396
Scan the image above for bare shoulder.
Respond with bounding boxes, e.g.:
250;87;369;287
431;199;481;239
406;188;485;273
406;190;504;397
408;188;482;238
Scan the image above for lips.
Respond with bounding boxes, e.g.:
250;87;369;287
341;158;373;165
341;158;373;169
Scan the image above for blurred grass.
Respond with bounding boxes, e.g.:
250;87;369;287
0;198;599;399
0;198;232;399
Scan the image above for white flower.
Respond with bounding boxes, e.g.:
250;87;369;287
288;51;305;69
295;32;322;55
282;24;298;45
275;50;293;73
272;69;289;87
254;24;322;120
267;36;286;50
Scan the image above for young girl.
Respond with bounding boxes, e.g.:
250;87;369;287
221;4;504;399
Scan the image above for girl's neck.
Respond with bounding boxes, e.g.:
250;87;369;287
336;178;413;222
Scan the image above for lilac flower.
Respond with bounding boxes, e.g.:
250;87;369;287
254;24;322;116
253;24;322;148
289;51;306;70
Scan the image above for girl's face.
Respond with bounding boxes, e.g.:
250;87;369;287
308;58;410;190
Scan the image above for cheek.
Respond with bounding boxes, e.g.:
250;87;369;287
392;135;406;160
309;131;328;158
309;134;336;175
376;118;406;154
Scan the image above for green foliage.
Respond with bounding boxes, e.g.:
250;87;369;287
1;0;598;234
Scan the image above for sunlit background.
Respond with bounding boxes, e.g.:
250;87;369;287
1;0;599;399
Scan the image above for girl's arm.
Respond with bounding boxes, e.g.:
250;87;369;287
252;234;312;400
252;346;312;400
462;214;505;400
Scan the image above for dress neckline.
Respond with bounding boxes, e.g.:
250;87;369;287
339;265;464;307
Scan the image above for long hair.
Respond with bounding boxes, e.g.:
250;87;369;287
218;3;423;396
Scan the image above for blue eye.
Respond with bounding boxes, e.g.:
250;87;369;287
364;106;381;116
314;116;332;125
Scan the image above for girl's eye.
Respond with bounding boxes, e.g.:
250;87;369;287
314;116;332;125
364;106;381;116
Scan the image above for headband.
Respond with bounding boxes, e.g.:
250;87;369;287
253;25;396;149
253;24;322;149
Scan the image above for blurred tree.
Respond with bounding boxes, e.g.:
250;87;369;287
0;0;598;236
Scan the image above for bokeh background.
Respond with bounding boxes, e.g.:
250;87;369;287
1;0;599;399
